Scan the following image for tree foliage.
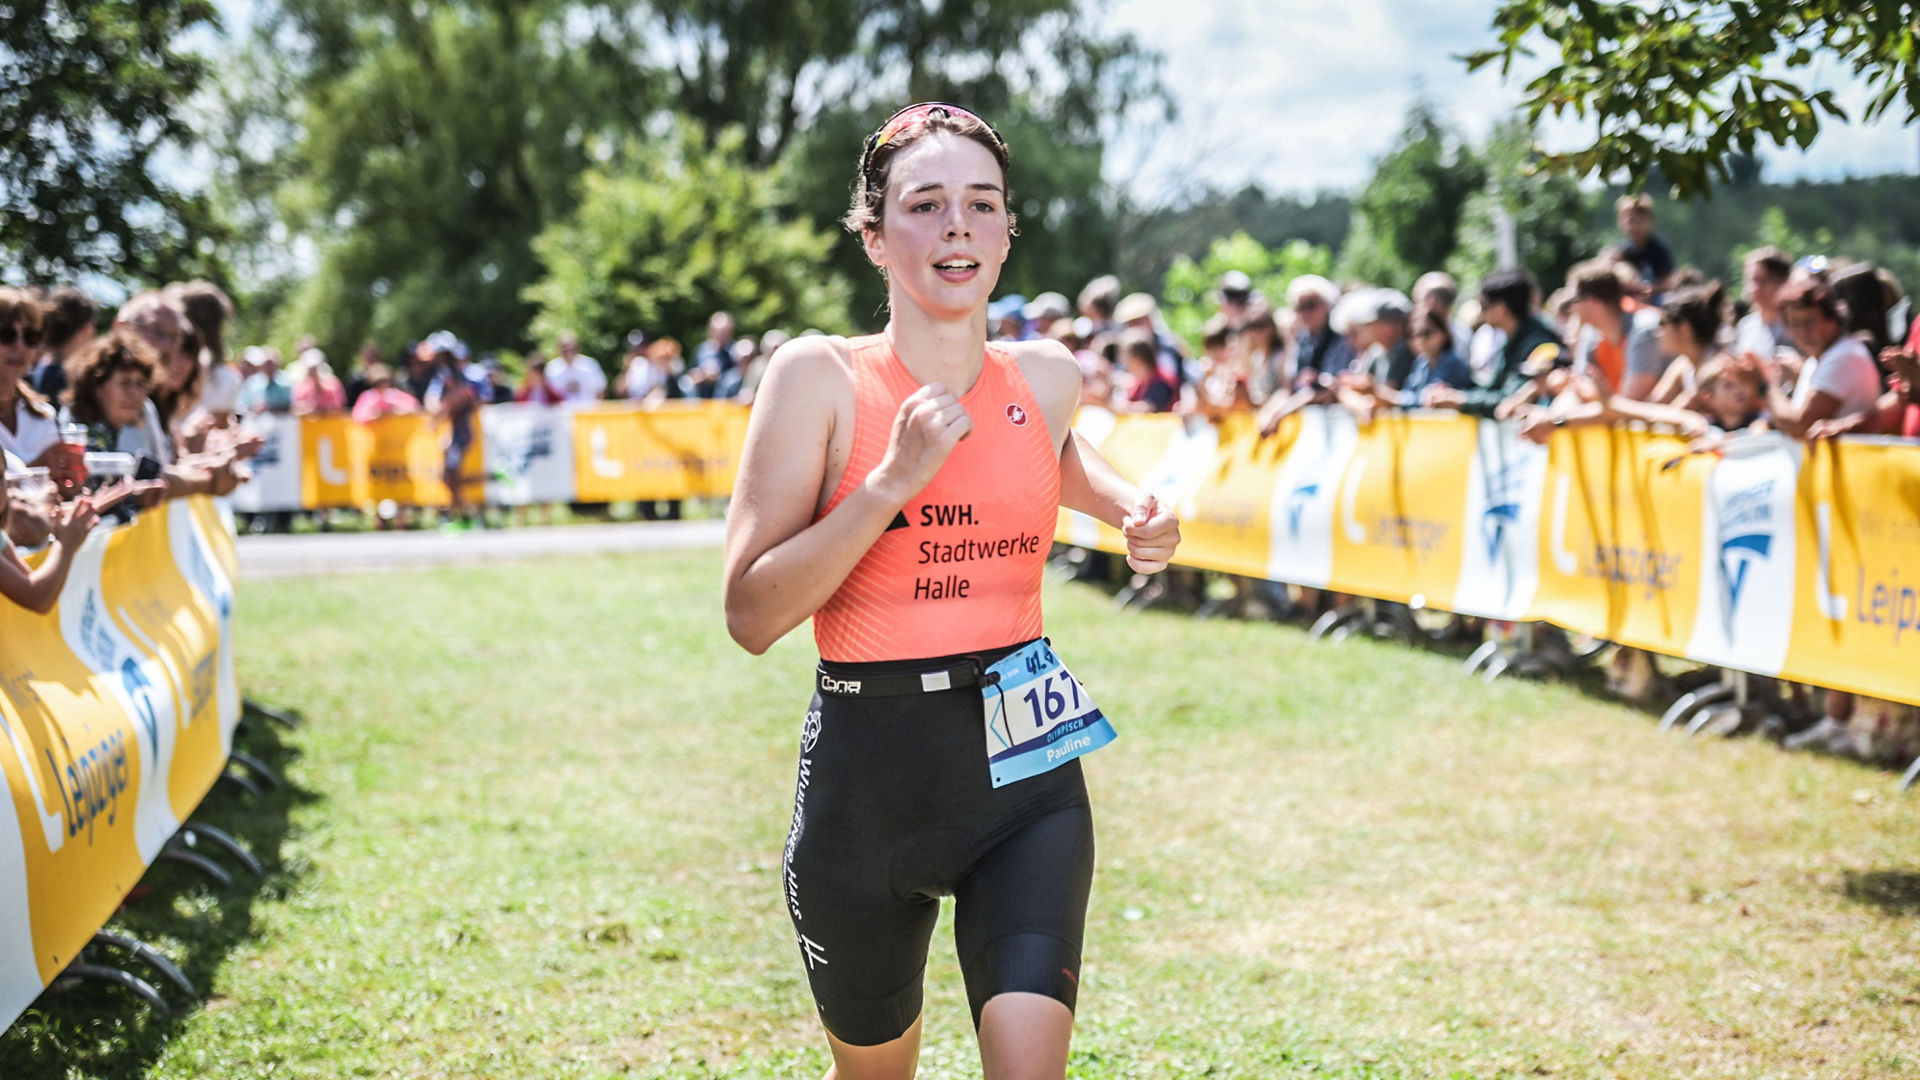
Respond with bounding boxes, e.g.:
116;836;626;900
1446;118;1595;292
1;0;224;284
1335;104;1486;290
524;124;852;361
1158;232;1332;351
1466;0;1919;198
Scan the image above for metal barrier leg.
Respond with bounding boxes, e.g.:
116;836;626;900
1463;639;1501;675
1687;672;1753;737
157;842;234;888
243;699;302;729
217;765;264;799
1658;684;1736;734
178;824;264;878
90;931;195;997
54;963;170;1019
1900;755;1920;792
226;750;282;791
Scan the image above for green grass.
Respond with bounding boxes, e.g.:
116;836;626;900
6;549;1920;1078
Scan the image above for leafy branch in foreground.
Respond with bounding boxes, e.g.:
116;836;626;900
1465;0;1918;197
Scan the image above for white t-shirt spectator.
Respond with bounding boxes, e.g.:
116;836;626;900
1467;324;1507;388
544;354;606;402
1735;310;1788;359
0;399;60;464
1793;336;1882;418
199;362;244;416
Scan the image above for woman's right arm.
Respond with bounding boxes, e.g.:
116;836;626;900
723;339;969;655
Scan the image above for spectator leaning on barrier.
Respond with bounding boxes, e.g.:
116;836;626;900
544;331;606;402
1766;277;1882;439
1078;274;1121;339
1423;269;1562;418
684;312;737;398
1413;271;1474;364
1116;328;1176;413
1392;306;1474;408
1342;288;1416;391
1240;299;1292;405
1830;262;1895;356
1287;274;1355;387
238;346;295;414
0;288;83;493
1115;291;1188;386
350;363;420;423
0;462;100;614
1647;280;1728;405
1568;260;1668;400
1737;246;1794;358
170;280;239;431
292;349;348;414
33;284;96;400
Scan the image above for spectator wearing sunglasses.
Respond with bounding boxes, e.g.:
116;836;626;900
0;288;83;492
1286;275;1353;387
1764;278;1882;439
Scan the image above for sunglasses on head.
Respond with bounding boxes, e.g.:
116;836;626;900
860;102;1005;177
0;325;43;348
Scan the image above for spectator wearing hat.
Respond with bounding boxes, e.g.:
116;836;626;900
1765;277;1882;438
238;346;295;414
1024;291;1071;329
291;348;348;414
1423;270;1562;418
1736;246;1794;359
1286;275;1354;387
544;331;606;402
1337;288;1417;391
1078;275;1122;339
350;363;420;423
1217;270;1255;327
1115;291;1188;386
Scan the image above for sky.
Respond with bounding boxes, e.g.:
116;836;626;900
1100;0;1919;201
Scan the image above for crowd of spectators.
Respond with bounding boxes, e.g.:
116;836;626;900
991;196;1919;766
2;280;262;615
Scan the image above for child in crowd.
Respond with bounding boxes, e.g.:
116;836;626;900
0;479;99;614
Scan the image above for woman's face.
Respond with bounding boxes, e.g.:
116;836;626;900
862;132;1012;322
0;318;38;382
1657;316;1693;357
1785;305;1839;357
100;368;150;427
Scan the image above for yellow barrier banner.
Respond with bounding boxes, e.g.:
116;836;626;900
1054;408;1920;707
300;415;371;509
572;402;751;503
364;413;486;508
1784;438;1920;700
0;498;241;1027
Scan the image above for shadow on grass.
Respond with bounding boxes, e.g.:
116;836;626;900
0;709;319;1079
1840;869;1920;917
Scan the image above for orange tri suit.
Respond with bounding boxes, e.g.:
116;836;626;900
780;333;1100;1046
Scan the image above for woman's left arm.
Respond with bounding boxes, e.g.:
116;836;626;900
1019;341;1181;573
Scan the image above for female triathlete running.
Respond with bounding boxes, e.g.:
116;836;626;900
723;102;1180;1080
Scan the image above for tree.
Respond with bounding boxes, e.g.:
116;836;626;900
1;0;224;284
1466;0;1918;198
1446;118;1596;292
523;124;853;363
243;0;657;357
1158;233;1332;350
1334;103;1486;289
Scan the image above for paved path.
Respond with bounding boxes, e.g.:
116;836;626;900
237;520;727;579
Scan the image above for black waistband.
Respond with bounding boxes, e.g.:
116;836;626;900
815;639;1030;698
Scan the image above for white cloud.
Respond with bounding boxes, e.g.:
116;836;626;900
1102;0;1916;199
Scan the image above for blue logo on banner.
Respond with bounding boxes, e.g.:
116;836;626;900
1482;502;1520;562
120;657;159;754
1719;532;1773;615
1286;484;1319;540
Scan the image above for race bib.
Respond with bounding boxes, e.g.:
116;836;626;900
981;639;1117;788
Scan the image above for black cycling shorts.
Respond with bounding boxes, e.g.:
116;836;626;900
780;643;1097;1047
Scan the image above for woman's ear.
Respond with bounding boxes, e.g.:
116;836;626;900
862;226;887;271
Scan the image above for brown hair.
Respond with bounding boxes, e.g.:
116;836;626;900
1779;277;1844;324
0;286;43;334
1569;260;1627;307
68;330;159;426
1615;193;1654;216
843;105;1016;238
167;280;235;366
1743;245;1793;283
1660;280;1727;348
1413;305;1454;353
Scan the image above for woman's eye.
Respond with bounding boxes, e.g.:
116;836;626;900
973;202;998;213
912;202;936;213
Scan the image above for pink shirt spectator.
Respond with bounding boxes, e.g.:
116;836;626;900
352;386;419;424
294;373;348;413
